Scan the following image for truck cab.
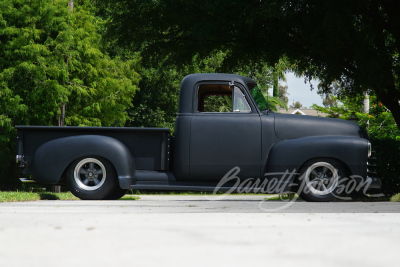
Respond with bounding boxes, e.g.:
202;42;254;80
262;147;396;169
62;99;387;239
174;74;264;182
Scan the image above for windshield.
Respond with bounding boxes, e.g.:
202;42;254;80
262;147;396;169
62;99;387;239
250;85;268;110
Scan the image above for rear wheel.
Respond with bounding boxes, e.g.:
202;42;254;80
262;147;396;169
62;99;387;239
298;158;346;202
66;157;120;200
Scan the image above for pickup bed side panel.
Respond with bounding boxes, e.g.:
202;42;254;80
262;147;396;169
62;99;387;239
266;136;368;179
32;135;135;187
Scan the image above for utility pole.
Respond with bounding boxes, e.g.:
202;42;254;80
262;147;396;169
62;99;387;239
362;91;370;129
362;91;370;114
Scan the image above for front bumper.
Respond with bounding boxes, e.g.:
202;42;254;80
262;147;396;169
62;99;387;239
365;176;382;189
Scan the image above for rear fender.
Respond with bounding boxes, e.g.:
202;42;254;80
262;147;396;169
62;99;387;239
32;135;135;188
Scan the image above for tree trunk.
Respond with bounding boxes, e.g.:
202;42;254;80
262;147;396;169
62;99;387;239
377;88;400;132
50;185;61;193
58;1;73;126
58;103;65;126
272;70;279;98
68;0;73;13
387;103;400;132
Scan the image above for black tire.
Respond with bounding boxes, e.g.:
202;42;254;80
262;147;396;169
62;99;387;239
66;157;120;200
298;158;346;202
103;188;128;200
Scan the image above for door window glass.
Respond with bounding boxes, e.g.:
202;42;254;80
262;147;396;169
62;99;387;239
198;84;251;113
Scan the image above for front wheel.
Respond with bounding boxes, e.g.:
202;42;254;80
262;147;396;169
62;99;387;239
66;157;120;200
103;188;128;200
298;159;346;202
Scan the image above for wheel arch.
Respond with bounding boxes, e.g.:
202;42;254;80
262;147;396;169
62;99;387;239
32;135;135;188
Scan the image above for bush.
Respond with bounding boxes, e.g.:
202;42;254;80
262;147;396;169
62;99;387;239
313;94;400;196
390;193;400;202
370;138;400;195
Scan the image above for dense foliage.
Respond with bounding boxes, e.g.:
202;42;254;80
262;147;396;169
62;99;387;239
127;51;287;131
101;0;400;132
312;95;399;140
0;0;140;189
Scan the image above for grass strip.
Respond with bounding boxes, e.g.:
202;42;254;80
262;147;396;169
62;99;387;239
390;193;400;202
264;193;297;201
120;195;140;200
0;191;79;202
0;191;141;202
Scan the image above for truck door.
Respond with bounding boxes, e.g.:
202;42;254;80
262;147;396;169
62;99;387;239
189;82;262;182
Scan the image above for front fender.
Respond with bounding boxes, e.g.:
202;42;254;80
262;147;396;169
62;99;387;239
32;135;135;188
265;136;368;178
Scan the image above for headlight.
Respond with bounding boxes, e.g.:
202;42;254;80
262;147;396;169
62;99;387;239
368;141;372;157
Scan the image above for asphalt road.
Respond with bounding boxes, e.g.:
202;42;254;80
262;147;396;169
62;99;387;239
1;195;399;267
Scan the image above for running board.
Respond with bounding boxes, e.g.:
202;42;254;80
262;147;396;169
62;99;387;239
129;184;239;192
129;181;295;193
131;170;294;193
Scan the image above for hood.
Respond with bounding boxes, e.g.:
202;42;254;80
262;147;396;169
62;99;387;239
274;113;368;140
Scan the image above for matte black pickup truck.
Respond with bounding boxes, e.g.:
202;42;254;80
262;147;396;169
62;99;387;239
16;73;381;201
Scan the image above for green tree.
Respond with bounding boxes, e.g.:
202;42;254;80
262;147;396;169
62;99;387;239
322;96;338;108
312;94;400;140
272;59;289;98
290;101;303;109
125;50;287;131
278;84;289;105
312;94;400;194
100;0;400;131
0;0;140;189
126;51;227;130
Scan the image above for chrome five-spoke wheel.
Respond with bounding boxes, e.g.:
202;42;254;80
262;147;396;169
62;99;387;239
67;156;122;200
304;162;339;196
299;159;345;202
74;158;106;191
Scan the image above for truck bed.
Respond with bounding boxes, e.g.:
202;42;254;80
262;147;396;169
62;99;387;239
16;126;171;175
